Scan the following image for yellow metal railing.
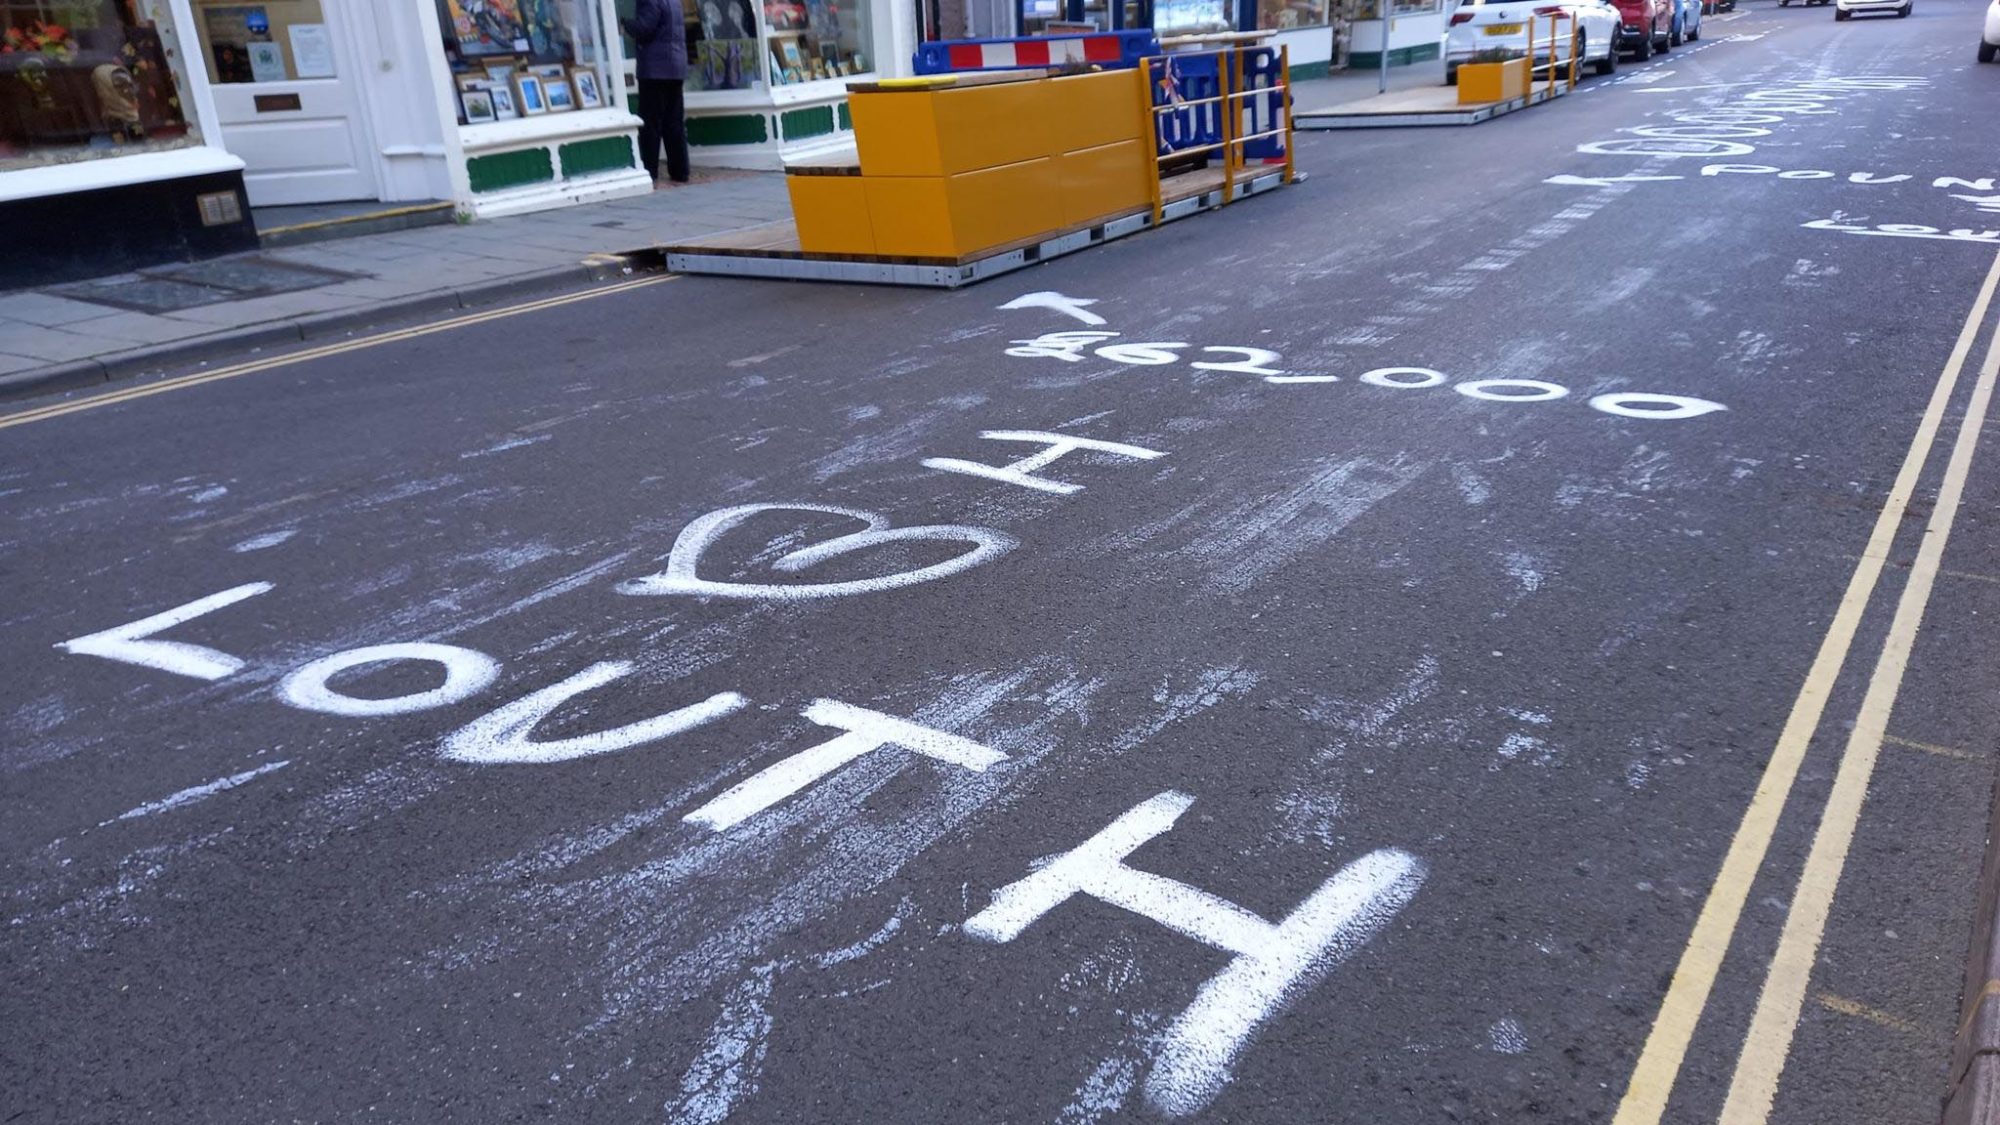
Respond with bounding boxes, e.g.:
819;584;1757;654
1137;45;1296;227
1524;12;1581;97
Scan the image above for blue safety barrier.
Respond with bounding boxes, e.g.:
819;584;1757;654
1148;46;1286;160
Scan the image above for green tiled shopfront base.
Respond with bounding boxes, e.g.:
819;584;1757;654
778;105;836;142
688;114;769;146
559;136;636;178
466;148;554;193
1346;43;1440;69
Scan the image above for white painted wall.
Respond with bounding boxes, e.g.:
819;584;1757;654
365;0;457;202
1352;11;1444;52
1271;24;1335;65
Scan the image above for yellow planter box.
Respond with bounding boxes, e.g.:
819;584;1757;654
1045;70;1149;152
849;80;1058;177
787;174;876;256
1457;58;1530;105
863;157;1064;259
1053;139;1152;228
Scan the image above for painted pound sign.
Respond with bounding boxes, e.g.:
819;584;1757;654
1005;330;1119;362
922;430;1167;495
964;791;1426;1116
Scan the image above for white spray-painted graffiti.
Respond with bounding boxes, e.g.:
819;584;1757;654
616;502;1016;601
57;566;1410;1116
965;790;1427;1115
54;288;1724;1115
1574;76;1927;161
1802;219;2000;244
1548;165;2000;221
998;295;1729;417
922;430;1167;495
1002;337;1730;420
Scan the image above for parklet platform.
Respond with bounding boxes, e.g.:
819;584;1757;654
662;41;1299;289
1298;14;1583;129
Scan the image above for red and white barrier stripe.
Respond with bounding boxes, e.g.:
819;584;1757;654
944;34;1126;70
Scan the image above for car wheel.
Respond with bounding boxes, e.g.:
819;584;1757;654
1446;67;1459;85
1670;17;1683;44
1834;7;1849;16
1595;33;1618;72
1634;32;1653;58
1896;3;1909;13
1688;20;1699;39
1982;40;1999;61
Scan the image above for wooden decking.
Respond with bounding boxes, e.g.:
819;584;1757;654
660;163;1287;272
1295;83;1569;129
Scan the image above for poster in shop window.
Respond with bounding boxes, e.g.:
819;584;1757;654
289;23;335;77
689;0;761;90
1154;0;1230;33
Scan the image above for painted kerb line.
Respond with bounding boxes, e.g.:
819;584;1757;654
0;274;674;431
1716;263;2000;1124
1610;245;2000;1125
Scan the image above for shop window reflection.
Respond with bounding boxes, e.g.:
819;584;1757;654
0;0;196;170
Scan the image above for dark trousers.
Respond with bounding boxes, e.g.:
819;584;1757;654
636;77;690;183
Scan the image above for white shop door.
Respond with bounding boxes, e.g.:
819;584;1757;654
195;0;379;205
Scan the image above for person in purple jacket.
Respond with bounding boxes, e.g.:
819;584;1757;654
622;0;692;184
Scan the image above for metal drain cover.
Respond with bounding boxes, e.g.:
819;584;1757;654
54;255;362;313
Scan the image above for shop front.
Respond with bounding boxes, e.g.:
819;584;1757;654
432;0;650;215
622;0;919;170
178;0;650;217
1346;0;1443;69
1;0;257;287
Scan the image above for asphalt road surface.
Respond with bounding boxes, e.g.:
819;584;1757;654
7;4;2000;1123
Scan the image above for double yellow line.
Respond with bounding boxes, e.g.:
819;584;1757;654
1615;246;2000;1123
0;273;674;432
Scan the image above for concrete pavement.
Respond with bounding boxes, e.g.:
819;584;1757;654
0;169;791;401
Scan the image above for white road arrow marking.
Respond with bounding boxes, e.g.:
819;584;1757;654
1546;173;1685;187
998;291;1106;326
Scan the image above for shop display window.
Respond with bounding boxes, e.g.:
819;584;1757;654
0;0;198;170
1018;0;1059;32
1256;0;1327;28
435;0;611;124
1152;0;1228;32
763;0;869;86
682;0;764;91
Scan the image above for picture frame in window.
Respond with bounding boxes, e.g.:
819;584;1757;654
513;73;548;114
486;80;519;118
484;60;518;82
544;75;577;112
572;68;604;108
531;63;568;80
457;72;486;91
779;37;804;68
461;87;496;124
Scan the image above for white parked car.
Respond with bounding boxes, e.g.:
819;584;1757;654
1446;0;1622;85
1834;0;1908;20
1983;0;2000;59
